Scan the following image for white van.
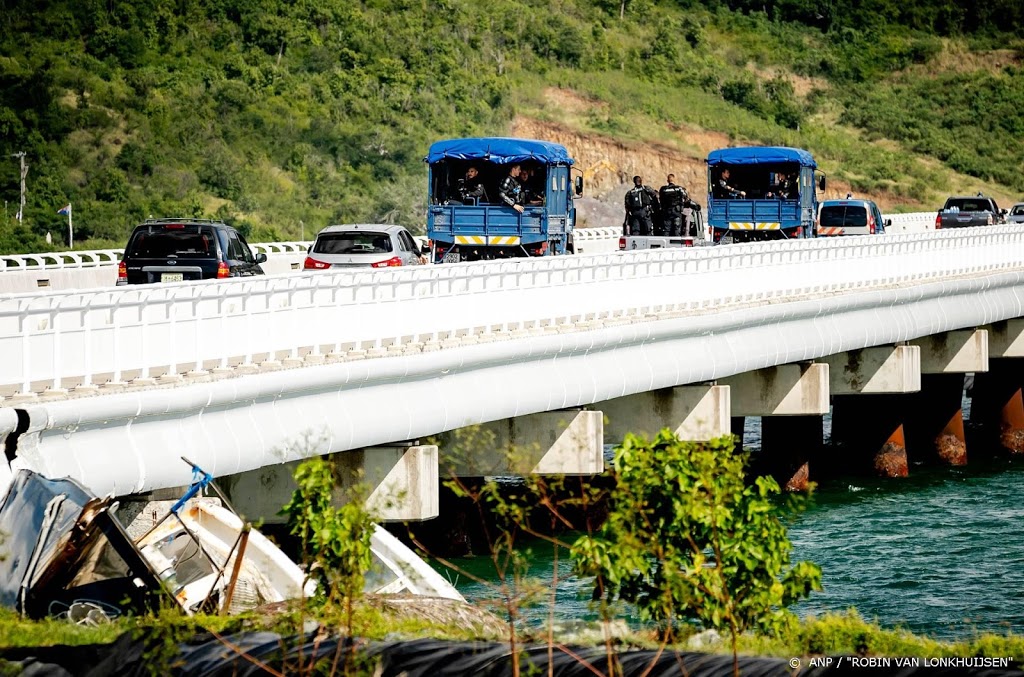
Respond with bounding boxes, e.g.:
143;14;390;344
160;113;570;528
816;199;890;237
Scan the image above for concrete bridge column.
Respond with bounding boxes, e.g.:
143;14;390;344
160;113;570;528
830;394;910;478
970;359;1024;455
906;374;967;466
758;415;821;491
973;320;1024;455
826;345;921;478
905;329;987;465
720;363;829;490
731;417;746;451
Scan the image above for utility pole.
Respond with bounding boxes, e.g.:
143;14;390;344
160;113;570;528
8;152;26;223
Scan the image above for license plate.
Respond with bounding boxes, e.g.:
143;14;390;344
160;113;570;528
161;273;184;282
443;252;461;264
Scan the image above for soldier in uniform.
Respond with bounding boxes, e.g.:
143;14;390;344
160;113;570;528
498;164;526;214
715;168;746;199
520;166;545;205
623;175;659;236
659;173;697;237
457;166;489;205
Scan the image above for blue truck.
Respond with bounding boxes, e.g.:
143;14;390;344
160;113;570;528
706;146;826;243
425;137;582;263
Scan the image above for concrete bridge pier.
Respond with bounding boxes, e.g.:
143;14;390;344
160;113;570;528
720;363;829;490
731;417;746;451
903;329;987;465
970;358;1024;455
830;395;910;478
905;374;967;466
824;345;922;478
973;320;1024;455
757;415;822;491
427;409;605;559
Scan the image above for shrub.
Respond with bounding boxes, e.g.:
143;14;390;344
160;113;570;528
571;431;822;661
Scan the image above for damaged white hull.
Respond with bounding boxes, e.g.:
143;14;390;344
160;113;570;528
137;501;463;614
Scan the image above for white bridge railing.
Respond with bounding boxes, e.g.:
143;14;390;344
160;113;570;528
0;212;935;274
0;242;312;272
0;225;1020;399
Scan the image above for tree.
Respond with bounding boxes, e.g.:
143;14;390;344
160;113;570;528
571;431;822;668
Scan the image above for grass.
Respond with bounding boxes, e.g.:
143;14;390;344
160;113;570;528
2;603;1022;665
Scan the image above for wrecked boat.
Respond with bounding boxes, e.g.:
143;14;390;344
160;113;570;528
0;464;462;621
0;469;164;620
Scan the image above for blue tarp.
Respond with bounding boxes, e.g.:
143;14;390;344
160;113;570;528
706;146;816;168
427;138;574;165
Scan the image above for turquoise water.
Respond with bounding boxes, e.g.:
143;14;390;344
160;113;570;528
438;418;1024;641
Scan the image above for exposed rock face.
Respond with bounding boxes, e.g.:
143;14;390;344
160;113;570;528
512;116;711;230
510;116;709;201
510;92;918;225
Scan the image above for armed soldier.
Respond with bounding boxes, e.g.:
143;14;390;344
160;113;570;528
498;164;526;214
623;175;659;236
457;166;489;205
658;173;701;237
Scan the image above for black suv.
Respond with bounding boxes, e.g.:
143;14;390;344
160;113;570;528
117;218;266;285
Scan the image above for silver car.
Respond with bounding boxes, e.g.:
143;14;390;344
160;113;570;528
303;224;425;270
1007;203;1024;225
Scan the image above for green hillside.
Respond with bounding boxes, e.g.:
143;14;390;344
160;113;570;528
0;0;1022;253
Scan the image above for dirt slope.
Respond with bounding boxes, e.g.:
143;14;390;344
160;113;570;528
511;114;880;229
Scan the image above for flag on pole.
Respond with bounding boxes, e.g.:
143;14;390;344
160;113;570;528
57;204;71;216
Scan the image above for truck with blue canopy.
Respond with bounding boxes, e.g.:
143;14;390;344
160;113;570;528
706;146;825;243
425;137;582;263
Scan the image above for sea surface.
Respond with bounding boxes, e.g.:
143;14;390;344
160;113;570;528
438;413;1024;641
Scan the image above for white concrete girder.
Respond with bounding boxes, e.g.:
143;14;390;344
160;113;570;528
599;385;731;444
439;409;604;477
720;363;829;416
219;445;438;524
985;320;1024;358
823;345;921;395
911;329;988;373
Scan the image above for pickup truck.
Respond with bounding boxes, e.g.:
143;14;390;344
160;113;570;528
619;234;702;251
619;209;710;251
935;195;1007;229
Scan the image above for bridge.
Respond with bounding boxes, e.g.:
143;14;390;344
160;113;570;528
5;213;1023;524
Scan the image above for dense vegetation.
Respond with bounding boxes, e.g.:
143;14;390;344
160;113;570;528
0;0;1021;253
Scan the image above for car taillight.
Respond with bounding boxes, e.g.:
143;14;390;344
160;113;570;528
117;260;127;284
684;239;693;247
988;214;994;225
217;261;230;278
303;256;330;270
935;213;942;229
371;256;403;268
618;237;626;250
868;215;876;234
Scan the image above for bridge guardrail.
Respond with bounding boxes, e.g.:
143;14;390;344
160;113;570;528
0;213;935;274
0;224;1020;398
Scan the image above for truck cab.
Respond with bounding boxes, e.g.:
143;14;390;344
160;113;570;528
706;146;825;243
426;137;582;264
